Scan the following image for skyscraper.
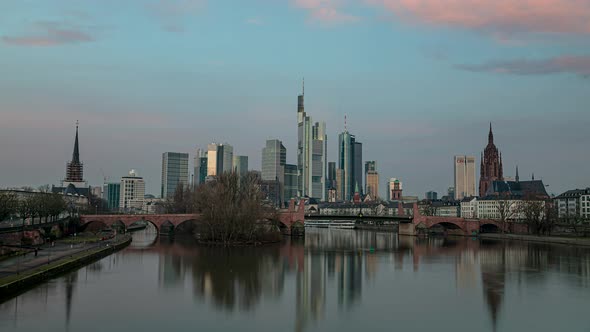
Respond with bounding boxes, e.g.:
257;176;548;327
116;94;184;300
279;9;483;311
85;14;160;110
365;161;379;199
338;129;362;201
454;155;476;200
193;148;208;187
297;81;327;201
327;162;336;190
233;155;248;176
207;143;233;176
479;124;504;197
354;141;363;195
161;152;189;199
284;164;299;203
262;139;286;205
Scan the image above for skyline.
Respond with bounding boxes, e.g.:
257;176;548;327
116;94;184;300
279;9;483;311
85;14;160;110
1;0;589;196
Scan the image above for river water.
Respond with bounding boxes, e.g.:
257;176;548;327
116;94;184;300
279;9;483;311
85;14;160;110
1;228;589;332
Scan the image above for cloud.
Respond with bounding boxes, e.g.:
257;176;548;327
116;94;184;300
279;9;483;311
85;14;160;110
456;55;590;77
147;0;205;32
293;0;359;24
2;21;95;47
366;0;590;36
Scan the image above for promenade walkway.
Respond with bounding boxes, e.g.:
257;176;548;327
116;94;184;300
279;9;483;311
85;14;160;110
0;236;123;280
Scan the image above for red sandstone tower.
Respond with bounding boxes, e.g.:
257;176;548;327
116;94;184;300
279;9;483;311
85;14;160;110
479;124;503;197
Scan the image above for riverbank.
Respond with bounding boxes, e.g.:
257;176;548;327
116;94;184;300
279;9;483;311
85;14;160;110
0;235;131;301
480;233;590;247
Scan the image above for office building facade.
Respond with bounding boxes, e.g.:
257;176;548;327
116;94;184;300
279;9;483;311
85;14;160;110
454;155;477;200
120;169;145;212
161;152;189;199
297;83;327;201
233;155;249;176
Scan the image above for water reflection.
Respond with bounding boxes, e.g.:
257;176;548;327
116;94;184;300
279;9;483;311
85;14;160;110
1;228;589;332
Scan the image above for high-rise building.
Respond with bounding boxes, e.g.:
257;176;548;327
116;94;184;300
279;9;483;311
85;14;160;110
233;155;248;176
479;124;504;197
327;162;337;190
335;169;345;201
354;141;363;195
365;161;379;200
193;148;208;187
207;143;233;176
262;139;286;205
426;191;438;200
454;155;477;200
102;182;121;211
120;169;145;212
297;82;327;201
387;178;403;201
161;152;189;199
284;164;299;203
338;130;362;201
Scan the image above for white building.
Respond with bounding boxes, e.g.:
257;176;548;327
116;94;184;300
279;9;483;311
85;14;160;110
555;188;590;221
460;197;478;219
120;169;145;212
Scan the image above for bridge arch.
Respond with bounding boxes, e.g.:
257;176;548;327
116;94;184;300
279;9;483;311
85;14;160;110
174;219;199;235
480;223;501;233
83;220;108;233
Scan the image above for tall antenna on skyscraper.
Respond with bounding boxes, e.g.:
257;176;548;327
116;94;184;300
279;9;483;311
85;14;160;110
302;77;305;96
344;114;348;132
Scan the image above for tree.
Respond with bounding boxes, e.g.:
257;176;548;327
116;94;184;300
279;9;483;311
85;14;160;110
0;192;18;221
497;195;517;233
17;196;36;225
518;199;546;235
194;171;278;245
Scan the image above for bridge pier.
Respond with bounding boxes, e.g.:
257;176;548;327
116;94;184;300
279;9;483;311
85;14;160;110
398;223;416;236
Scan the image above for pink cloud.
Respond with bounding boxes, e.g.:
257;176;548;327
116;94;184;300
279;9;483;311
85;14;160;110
456;55;590;77
293;0;359;24
147;0;205;32
2;22;95;47
366;0;590;35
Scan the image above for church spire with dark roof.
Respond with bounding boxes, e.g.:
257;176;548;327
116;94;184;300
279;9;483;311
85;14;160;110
488;122;494;144
515;165;520;183
72;120;80;164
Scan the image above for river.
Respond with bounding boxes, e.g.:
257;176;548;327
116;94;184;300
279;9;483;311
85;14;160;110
1;228;589;332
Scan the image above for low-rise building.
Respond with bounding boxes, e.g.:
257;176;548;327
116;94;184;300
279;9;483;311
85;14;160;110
554;188;590;221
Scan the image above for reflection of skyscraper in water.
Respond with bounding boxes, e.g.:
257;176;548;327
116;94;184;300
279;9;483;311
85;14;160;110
295;252;326;332
338;253;362;310
158;253;184;288
455;250;477;292
479;248;506;332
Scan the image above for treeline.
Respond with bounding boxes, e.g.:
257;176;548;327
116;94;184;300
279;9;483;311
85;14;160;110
165;171;280;245
0;192;68;225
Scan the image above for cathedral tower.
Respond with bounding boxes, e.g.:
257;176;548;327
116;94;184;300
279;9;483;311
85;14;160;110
479;123;503;197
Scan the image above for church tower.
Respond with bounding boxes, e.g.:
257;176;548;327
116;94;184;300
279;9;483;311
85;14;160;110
479;123;503;197
64;122;85;185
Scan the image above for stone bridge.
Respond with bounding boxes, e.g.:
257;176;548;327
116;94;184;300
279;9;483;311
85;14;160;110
398;203;527;236
80;199;306;235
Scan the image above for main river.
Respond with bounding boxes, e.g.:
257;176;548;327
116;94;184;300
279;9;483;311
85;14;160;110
1;228;589;332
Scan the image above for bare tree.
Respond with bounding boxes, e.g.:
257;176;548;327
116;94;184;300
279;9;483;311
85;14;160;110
518;199;546;235
194;171;278;245
0;192;18;221
497;196;517;233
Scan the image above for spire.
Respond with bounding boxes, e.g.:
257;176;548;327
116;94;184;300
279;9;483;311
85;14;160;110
532;173;535;181
302;77;305;96
344;114;348;132
515;165;520;183
488;122;494;144
72;120;80;164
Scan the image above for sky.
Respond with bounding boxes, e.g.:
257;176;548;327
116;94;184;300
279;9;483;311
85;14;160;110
0;0;589;197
